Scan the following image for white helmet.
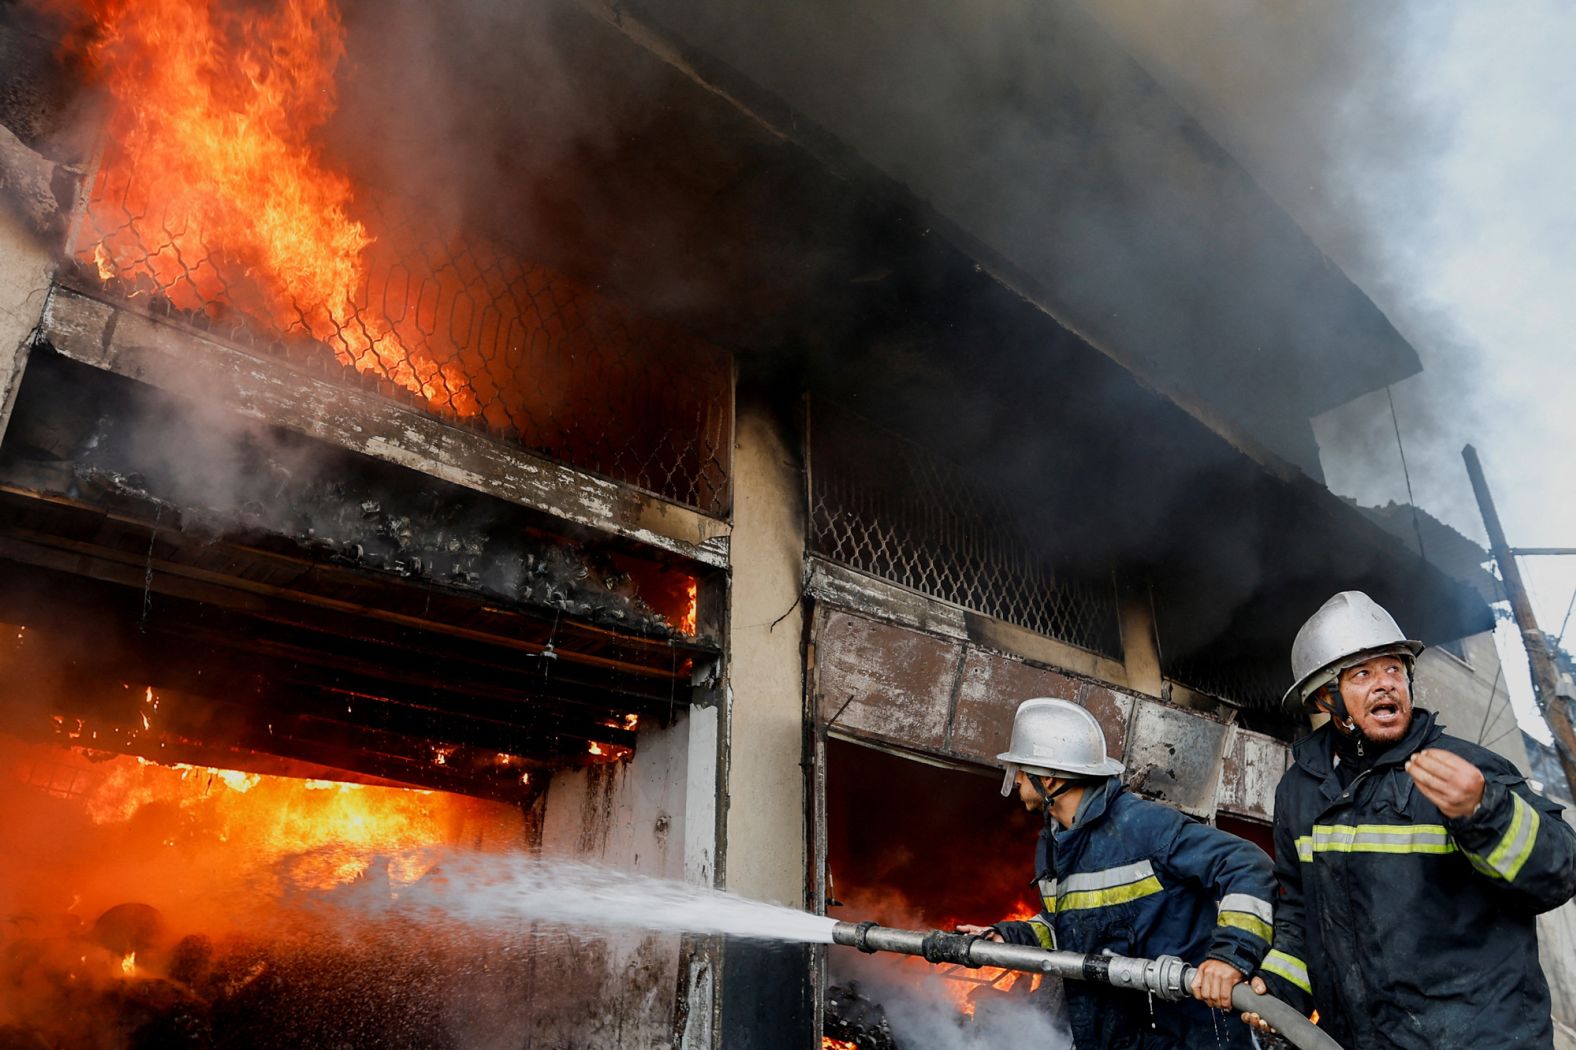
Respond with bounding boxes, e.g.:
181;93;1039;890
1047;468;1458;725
1282;590;1423;714
996;697;1123;796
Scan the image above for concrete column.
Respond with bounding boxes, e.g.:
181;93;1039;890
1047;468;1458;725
0;206;53;443
1119;591;1164;698
720;397;807;905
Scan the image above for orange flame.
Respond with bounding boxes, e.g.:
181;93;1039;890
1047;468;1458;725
62;0;476;412
679;580;698;635
64;753;473;889
821;1040;857;1050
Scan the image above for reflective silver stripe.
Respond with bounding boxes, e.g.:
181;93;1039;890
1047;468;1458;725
1217;893;1273;925
1059;860;1156;894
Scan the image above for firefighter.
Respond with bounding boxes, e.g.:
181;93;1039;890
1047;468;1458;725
958;697;1275;1049
1245;590;1576;1049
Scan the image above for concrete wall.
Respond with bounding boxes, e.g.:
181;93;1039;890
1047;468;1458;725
1542;894;1576;1049
1416;631;1530;769
721;399;808;905
520;716;694;1048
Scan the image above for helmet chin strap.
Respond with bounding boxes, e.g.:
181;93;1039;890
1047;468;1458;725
1319;682;1366;756
1027;772;1080;809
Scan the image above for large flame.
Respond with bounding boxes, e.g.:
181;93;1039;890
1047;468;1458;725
59;0;476;412
0;734;523;936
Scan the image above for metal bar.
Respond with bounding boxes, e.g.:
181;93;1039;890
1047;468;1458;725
1510;548;1576;557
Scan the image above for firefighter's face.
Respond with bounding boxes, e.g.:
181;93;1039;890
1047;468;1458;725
1338;654;1413;742
1014;770;1045;811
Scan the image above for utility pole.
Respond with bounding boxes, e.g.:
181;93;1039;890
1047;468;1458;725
1462;444;1576;795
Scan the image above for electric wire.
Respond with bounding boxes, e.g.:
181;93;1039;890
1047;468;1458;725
1475;662;1506;744
1556;585;1576;647
1385;385;1427;561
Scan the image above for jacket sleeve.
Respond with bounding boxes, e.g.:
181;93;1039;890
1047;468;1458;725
996;828;1056;950
996;915;1055;949
1256;779;1316;1014
1155;815;1277;976
1446;764;1576;914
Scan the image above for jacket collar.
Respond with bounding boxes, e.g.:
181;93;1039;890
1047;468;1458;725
1291;708;1441;798
1050;774;1123;840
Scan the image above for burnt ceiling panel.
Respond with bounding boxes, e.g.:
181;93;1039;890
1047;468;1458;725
0;350;715;800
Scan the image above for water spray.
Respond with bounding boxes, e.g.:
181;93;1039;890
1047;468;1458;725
831;921;1342;1050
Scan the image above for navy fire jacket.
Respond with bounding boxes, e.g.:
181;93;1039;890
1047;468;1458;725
1259;708;1576;1049
997;775;1274;1050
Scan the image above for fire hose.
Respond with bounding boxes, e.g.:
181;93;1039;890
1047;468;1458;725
831;921;1343;1050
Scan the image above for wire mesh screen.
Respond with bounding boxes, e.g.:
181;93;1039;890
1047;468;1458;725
64;150;732;516
1162;649;1287;710
808;403;1122;658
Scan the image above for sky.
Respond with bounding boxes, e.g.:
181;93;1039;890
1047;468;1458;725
1084;0;1576;742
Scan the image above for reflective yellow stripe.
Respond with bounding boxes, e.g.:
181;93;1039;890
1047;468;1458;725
1260;949;1311;994
1027;917;1056;949
1468;791;1541;882
1296;823;1457;861
1218;910;1274;944
1055;874;1163;912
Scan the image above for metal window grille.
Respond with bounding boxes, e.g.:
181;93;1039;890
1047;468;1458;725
1162;648;1287;710
64;148;733;516
808;402;1122;658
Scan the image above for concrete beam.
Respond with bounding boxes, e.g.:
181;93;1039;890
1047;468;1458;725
37;285;729;567
804;558;1129;686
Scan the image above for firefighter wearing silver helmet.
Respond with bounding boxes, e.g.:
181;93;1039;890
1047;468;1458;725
959;697;1275;1050
1247;591;1576;1050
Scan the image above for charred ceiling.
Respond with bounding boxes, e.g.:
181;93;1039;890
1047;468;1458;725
0;351;714;800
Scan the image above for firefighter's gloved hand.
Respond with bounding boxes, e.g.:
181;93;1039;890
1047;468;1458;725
954;924;1003;943
1405;748;1485;819
1239;975;1275;1034
1189;958;1244;1010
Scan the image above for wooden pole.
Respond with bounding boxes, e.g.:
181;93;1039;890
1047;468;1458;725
1462;444;1576;794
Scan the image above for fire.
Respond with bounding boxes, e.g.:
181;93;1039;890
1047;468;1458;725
822;1040;857;1050
586;740;634;763
54;750;486;888
679;580;699;635
119;951;136;976
57;0;477;413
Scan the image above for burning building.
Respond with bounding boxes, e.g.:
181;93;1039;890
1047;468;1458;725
0;0;1535;1047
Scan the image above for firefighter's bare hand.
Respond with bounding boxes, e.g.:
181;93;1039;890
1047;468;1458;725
1190;958;1244;1010
955;924;1003;943
1239;975;1276;1033
1405;748;1486;818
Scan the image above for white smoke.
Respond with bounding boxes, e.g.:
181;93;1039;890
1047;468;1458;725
1084;0;1576;742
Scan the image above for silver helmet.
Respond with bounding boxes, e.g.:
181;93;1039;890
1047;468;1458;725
996;697;1123;796
1282;590;1423;713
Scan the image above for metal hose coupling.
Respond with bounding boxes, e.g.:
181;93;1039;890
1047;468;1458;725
1085;953;1193;1001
